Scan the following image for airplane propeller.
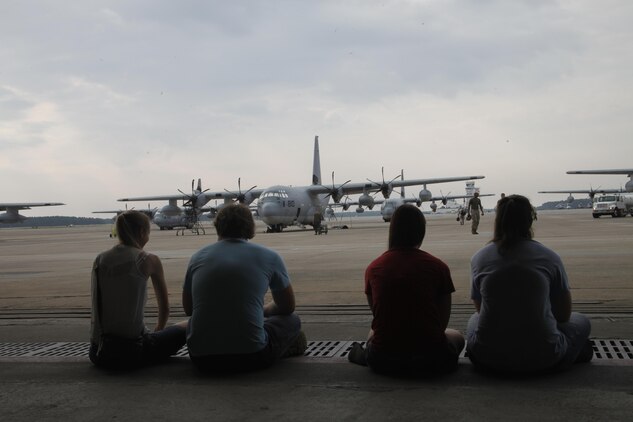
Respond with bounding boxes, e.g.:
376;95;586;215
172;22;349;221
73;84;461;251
367;167;401;199
321;171;351;203
224;178;258;204
588;185;601;200
179;178;209;209
439;190;452;205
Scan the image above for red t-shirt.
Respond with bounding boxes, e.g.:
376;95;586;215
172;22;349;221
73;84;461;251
365;248;455;354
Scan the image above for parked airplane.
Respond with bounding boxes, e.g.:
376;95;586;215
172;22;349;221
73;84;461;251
370;174;494;222
538;187;622;203
566;169;633;192
93;204;158;220
255;138;485;231
118;179;218;234
0;202;65;224
539;168;633;202
119;136;486;233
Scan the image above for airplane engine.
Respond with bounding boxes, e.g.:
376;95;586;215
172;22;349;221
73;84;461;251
567;194;575;203
380;184;393;199
626;179;633;192
341;203;351;211
160;204;181;217
356;206;365;213
416;200;422;207
442;198;448;205
358;193;375;209
430;202;438;212
242;192;257;205
332;187;345;203
419;188;432;202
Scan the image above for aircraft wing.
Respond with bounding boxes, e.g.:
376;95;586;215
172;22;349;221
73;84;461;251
538;189;622;194
307;175;485;197
429;193;495;202
118;189;264;204
118;194;192;202
390;175;485;189
0;202;64;211
567;169;633;175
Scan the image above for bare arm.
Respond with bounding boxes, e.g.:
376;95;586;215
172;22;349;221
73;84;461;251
142;253;170;331
264;285;296;317
551;289;572;323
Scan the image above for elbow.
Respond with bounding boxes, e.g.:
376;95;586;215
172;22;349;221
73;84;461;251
279;300;295;315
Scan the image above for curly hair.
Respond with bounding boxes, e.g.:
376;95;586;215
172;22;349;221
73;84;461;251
214;203;255;239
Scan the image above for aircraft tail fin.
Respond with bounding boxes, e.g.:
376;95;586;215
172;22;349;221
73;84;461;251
312;136;321;185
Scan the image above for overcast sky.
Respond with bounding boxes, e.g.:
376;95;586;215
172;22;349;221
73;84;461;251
2;0;632;217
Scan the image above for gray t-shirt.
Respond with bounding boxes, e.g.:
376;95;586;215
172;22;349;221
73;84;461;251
469;240;569;371
184;239;290;356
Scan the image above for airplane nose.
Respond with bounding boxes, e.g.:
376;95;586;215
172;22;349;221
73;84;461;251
258;202;280;219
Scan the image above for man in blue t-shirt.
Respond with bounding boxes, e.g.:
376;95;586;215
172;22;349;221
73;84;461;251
183;204;305;372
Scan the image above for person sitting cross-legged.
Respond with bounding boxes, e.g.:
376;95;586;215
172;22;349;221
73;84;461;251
349;204;465;377
466;194;593;375
183;203;306;373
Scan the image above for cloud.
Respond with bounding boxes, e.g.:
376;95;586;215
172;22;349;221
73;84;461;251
1;1;633;216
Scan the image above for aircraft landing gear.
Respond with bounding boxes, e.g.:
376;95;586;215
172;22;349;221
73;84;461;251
266;224;283;233
314;225;328;235
176;221;206;236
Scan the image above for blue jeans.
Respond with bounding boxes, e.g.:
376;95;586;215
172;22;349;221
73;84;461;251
190;313;302;373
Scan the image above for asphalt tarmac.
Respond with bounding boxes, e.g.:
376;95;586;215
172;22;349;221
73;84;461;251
1;209;632;421
1;209;631;341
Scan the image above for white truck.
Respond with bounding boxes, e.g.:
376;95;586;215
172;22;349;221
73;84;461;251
592;194;633;218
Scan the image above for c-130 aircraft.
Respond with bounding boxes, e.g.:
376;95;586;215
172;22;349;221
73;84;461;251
119;136;486;233
0;202;65;224
539;168;633;203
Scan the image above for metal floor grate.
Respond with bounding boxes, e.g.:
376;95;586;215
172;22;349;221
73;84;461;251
1;339;632;360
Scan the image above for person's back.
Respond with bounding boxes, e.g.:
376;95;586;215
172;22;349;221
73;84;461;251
183;204;305;373
89;211;187;369
466;195;592;374
469;245;566;372
367;248;453;354
351;204;465;376
91;244;148;342
186;239;288;356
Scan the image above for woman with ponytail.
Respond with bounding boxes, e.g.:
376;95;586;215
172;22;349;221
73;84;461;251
466;195;593;374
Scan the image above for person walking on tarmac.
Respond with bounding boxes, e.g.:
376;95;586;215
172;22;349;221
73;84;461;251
457;205;467;225
467;192;484;235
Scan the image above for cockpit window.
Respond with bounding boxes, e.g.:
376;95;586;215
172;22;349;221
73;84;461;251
260;190;288;199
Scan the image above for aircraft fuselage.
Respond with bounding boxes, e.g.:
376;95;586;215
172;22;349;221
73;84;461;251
153;210;194;230
0;209;27;224
257;185;329;231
